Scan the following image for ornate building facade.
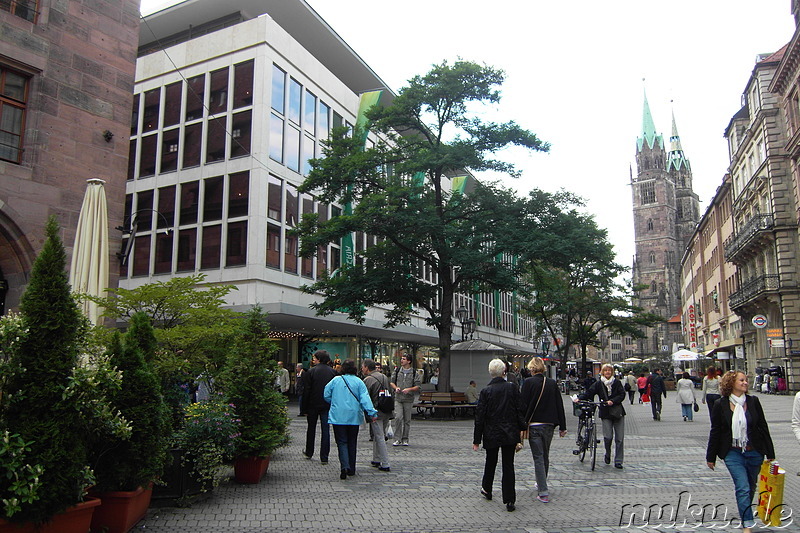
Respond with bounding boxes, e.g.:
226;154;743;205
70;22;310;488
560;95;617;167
631;94;700;357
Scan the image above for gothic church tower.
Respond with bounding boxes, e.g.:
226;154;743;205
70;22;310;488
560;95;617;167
631;92;700;355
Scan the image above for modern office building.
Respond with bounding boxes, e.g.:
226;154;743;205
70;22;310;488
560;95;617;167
0;0;140;315
127;0;536;369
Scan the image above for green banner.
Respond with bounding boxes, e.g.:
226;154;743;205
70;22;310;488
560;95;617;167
451;176;468;194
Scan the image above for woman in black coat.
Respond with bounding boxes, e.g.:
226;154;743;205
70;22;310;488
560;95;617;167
578;363;626;468
473;358;525;512
706;370;774;533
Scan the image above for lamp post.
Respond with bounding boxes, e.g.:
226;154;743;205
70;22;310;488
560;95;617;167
455;305;476;341
116;209;172;265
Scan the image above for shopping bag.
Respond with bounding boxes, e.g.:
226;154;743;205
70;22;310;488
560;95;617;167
757;460;785;526
385;419;394;439
642;392;650;403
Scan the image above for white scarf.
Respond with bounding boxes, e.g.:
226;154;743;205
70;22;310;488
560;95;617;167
600;375;615;397
729;394;748;448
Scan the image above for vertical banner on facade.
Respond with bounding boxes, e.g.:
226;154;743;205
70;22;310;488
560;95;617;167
451;176;468;194
339;90;383;270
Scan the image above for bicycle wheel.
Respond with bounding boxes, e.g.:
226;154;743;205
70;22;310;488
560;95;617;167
577;421;588;462
589;423;597;471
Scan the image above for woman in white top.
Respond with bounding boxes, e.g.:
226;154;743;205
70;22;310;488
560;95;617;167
701;366;721;417
675;372;696;421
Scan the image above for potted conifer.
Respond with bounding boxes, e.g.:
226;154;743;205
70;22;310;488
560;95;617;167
89;312;169;533
220;307;289;483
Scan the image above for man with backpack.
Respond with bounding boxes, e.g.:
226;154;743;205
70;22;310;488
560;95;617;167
301;350;337;463
648;368;667;421
391;354;421;446
362;359;392;471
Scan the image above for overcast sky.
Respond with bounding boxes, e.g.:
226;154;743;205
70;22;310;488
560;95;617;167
140;0;796;274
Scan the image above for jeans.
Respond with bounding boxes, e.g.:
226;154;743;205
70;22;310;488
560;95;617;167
723;448;763;528
482;445;516;504
395;400;413;442
371;414;391;468
705;394;720;417
680;403;693;421
332;424;360;474
601;416;625;465
651;395;663;419
304;406;331;461
527;424;555;496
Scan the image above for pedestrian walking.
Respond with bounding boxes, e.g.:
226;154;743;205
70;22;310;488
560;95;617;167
706;370;775;533
520;357;566;504
625;371;637;405
702;366;721;417
324;359;377;480
473;358;525;512
676;372;696;421
295;363;305;416
648;368;667;420
301;350;337;464
579;363;626;468
390;354;421;446
362;358;392;472
637;373;648;404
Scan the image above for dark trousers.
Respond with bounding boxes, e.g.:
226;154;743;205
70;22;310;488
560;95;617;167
705;394;720;417
627;390;635;404
651;395;663;419
482;445;516;505
332;424;359;474
304;406;331;461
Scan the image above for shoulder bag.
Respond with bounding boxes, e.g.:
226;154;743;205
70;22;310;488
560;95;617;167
601;382;624;420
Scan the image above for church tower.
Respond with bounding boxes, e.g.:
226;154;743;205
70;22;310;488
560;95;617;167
631;92;699;356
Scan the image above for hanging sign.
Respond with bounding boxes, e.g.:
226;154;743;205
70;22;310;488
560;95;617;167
752;315;768;328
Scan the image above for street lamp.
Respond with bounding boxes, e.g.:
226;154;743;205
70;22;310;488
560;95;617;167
116;209;172;265
454;305;475;341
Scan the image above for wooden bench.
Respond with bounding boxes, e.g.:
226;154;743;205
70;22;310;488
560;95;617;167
413;391;476;419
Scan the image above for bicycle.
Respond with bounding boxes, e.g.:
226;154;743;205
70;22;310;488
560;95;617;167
572;400;602;471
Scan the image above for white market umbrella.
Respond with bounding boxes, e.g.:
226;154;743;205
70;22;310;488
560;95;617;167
671;348;698;361
69;178;109;325
622;357;642;364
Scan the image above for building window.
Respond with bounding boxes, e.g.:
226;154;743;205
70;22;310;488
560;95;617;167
2;0;38;23
176;228;197;271
649;252;656;264
163;82;182;128
208;67;228;114
203;176;224;221
267;175;282;221
647;219;653;231
266;223;281;268
230;110;251;158
142;88;160;132
185;74;205;122
228;171;249;218
0;67;29;163
233;60;253;109
154;233;173;274
640;182;655;204
200;225;221;269
226;221;247;266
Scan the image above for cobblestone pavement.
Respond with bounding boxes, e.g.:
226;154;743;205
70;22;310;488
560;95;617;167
137;391;800;532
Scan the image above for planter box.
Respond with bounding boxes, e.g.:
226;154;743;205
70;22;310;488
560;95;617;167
89;485;152;533
0;497;101;533
233;456;270;484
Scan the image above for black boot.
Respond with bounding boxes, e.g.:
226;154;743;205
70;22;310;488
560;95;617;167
604;439;612;464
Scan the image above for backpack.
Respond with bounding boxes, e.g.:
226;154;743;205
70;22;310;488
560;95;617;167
369;374;394;413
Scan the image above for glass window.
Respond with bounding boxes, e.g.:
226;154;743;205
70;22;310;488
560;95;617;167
233;60;254;109
185;74;205;122
132;235;151;277
157;185;175;229
124;194;133;223
269;113;283;163
285;233;298;274
139;134;158;177
318;101;330;140
136;190;154;231
201;225;221;269
302;197;314;277
142;88;160;132
230;110;251;158
206;116;226;163
1;0;38;22
0;67;29;164
268;175;282;221
302;134;314;176
316;244;327;277
160;128;179;173
154;232;173;274
285;125;300;172
203;176;224;221
228;171;249;218
304;90;316;134
163;82;182;128
127;139;136;180
130;93;139;136
180;181;199;225
271;65;285;114
226;221;247;266
640;182;655;204
182;122;202;168
332;111;343;130
285;183;298;226
266;224;281;268
209;67;228;115
288;78;301;125
176;228;197;271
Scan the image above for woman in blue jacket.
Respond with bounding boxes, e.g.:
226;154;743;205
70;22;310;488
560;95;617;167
324;359;378;479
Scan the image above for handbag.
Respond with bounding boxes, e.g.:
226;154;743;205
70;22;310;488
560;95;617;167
602;383;624;420
693;399;699;412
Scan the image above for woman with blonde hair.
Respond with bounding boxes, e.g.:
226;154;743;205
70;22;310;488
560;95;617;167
578;363;626;468
706;370;775;533
520;357;566;503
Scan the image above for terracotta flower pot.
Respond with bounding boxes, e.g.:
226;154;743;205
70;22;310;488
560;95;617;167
233;456;270;484
89;484;153;533
0;497;101;533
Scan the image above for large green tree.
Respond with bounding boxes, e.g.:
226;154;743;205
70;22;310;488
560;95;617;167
297;60;556;392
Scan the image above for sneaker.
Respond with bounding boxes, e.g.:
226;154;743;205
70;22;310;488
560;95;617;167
480;488;492;500
302;451;311;460
378;466;391;472
537;495;549;503
615;464;623;469
604;454;610;464
506;503;515;512
321;459;328;465
370;461;381;468
392;440;402;446
401;441;409;446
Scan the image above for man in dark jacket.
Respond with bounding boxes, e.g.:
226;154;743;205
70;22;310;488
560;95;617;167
301;350;337;463
648;369;667;421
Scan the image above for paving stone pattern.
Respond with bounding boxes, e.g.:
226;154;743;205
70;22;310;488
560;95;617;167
137;392;800;532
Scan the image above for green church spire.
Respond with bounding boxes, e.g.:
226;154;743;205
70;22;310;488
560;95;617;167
667;109;689;171
637;88;662;151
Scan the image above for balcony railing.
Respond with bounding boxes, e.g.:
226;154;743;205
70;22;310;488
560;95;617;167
729;274;780;309
723;213;774;262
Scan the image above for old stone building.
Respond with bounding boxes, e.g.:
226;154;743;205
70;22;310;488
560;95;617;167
631;93;700;357
0;0;141;314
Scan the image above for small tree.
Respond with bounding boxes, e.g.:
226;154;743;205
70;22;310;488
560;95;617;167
2;216;92;524
220;306;288;458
